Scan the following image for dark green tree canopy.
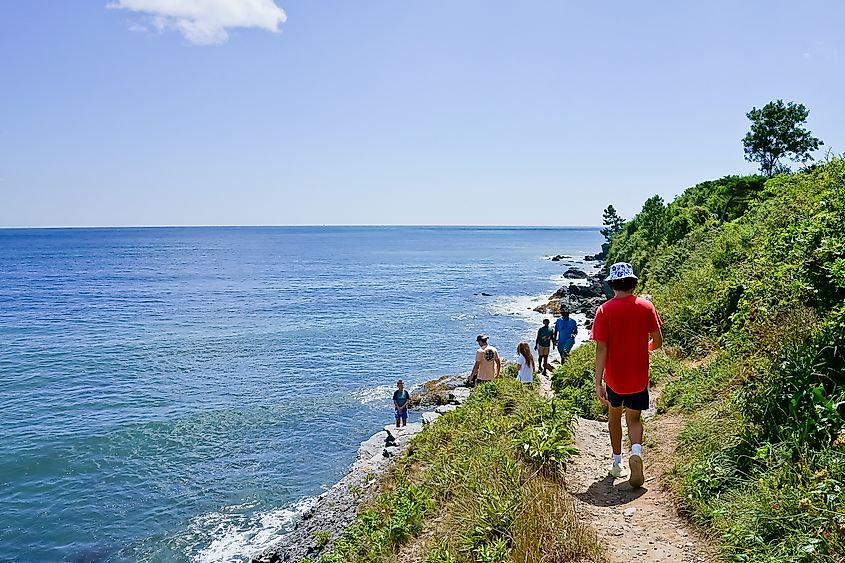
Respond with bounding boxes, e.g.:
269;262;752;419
600;205;625;243
742;100;823;176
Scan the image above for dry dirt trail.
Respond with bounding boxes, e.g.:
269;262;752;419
540;366;715;562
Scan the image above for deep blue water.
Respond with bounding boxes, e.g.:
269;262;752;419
0;226;602;562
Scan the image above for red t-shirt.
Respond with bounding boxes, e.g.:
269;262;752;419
591;295;661;394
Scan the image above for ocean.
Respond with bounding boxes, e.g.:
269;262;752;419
0;226;602;562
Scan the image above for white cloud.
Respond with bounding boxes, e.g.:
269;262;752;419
107;0;287;45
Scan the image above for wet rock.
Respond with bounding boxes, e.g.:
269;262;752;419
563;268;588;279
409;375;466;407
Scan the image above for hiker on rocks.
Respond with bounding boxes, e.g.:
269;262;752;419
515;341;535;384
554;307;578;362
535;319;554;375
393;379;410;428
592;262;663;488
467;334;501;385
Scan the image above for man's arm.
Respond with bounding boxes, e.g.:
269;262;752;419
494;353;501;377
649;328;663;351
467;360;481;384
594;340;608;404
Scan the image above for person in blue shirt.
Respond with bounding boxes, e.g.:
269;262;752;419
554;307;578;362
393;379;410;428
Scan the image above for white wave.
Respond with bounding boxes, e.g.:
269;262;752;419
351;384;396;405
191;497;317;563
488;294;553;331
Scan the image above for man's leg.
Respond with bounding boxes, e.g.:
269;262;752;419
607;404;624;456
625;408;643;446
626;408;645;488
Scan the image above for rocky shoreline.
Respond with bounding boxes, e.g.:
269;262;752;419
251;254;606;562
535;255;609;328
250;376;470;563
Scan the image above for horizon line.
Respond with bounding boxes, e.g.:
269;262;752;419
0;223;602;230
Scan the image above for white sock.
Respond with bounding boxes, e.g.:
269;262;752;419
631;443;642;457
612;453;622;466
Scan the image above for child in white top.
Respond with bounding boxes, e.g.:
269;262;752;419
515;341;535;383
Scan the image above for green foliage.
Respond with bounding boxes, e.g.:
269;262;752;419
743;100;824;176
608;157;845;561
550;342;605;420
318;378;603;562
313;530;330;548
600;204;625;243
423;541;458;563
516;418;578;477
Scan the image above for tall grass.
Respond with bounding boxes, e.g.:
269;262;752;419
311;378;605;563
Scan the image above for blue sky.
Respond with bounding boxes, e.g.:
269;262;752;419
1;1;842;227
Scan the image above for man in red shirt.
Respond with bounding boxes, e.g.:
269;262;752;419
592;262;663;488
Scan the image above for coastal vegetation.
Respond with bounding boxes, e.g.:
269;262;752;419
306;378;604;563
742;99;824;176
597;156;845;561
294;102;841;562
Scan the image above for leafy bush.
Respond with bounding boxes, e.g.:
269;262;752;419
609;157;845;561
516;420;578;477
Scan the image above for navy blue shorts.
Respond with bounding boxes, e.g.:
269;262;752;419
606;386;649;411
395;407;408;420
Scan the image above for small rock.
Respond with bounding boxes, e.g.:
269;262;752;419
623;507;637;518
421;412;441;425
563;268;588;279
448;387;471;404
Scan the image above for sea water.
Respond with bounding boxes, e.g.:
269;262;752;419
0;226;602;562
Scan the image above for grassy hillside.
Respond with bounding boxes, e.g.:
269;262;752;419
598;158;845;561
307;377;603;563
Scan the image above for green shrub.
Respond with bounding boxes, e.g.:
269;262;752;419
609;158;845;561
516;420;578;477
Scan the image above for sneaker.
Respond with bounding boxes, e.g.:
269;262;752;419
608;463;624;478
628;455;644;488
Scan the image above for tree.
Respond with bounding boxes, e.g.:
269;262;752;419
637;195;666;248
600;205;625;243
743;100;823;176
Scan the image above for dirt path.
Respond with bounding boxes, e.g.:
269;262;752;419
540;369;715;562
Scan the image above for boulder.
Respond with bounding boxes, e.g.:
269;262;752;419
434;404;458;414
409;375;466;407
563;268;588;279
358;431;389;461
421;411;441;425
449;387;471;404
569;281;603;298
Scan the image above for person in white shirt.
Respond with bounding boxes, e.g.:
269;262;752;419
515;341;535;383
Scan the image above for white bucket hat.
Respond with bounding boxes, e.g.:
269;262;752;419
607;262;638;281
